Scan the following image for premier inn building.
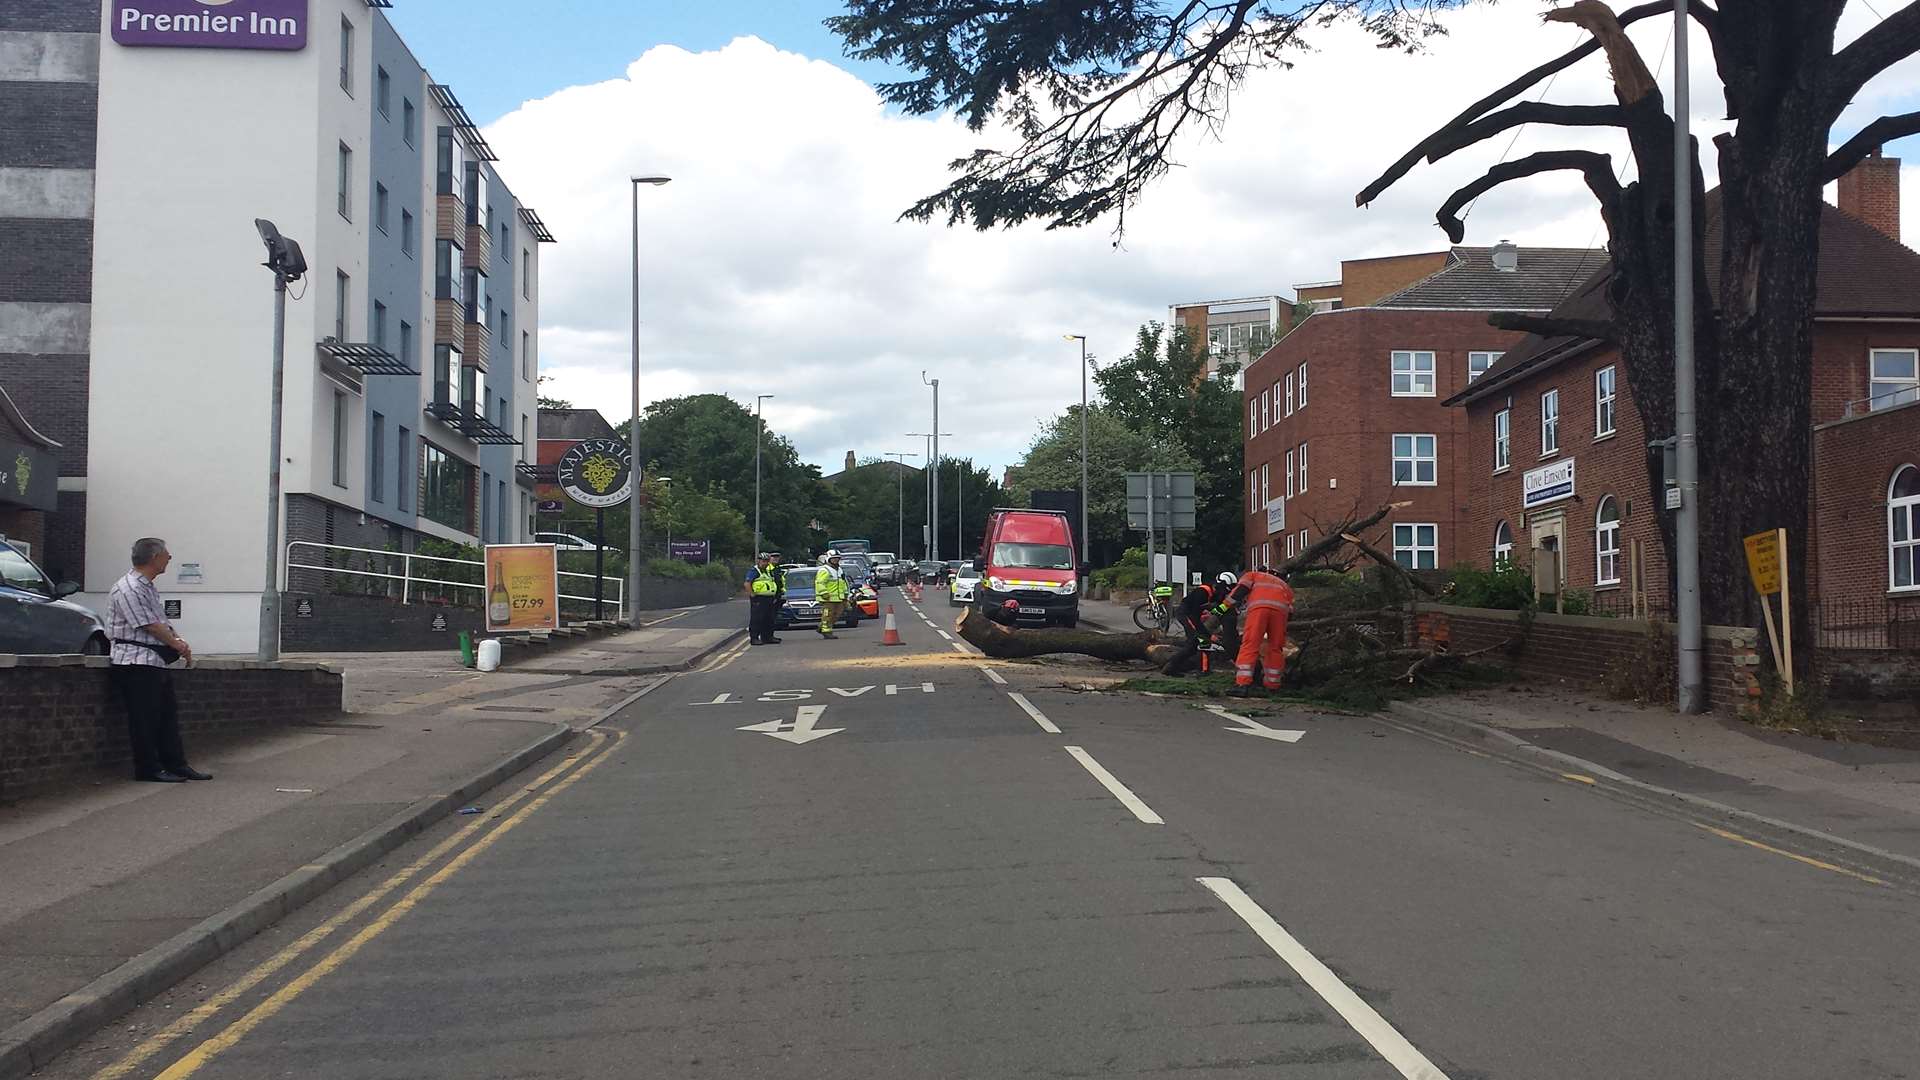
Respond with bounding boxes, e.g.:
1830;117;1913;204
0;0;554;651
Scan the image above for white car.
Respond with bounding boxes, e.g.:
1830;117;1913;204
949;567;982;606
531;531;621;555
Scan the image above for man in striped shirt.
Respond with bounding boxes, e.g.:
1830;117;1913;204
107;537;210;783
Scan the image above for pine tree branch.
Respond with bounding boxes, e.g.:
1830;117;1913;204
1823;111;1920;182
1436;151;1622;243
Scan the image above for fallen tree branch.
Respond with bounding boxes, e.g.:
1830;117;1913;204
955;606;1182;664
1339;533;1439;596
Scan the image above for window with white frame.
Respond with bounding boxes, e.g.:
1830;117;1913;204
1262;542;1270;567
1392;433;1437;485
1468;351;1502;383
1494;408;1511;471
1297;528;1307;555
1595;365;1617;437
1297;362;1307;407
1540;389;1560;455
1249;398;1258;436
1891;465;1920;590
1284;372;1295;416
1286;533;1295;559
1297;442;1307;493
1391;350;1436;396
331;390;348;487
1285;450;1295;498
1393;523;1438;570
1493;521;1514;567
1260;463;1270;507
1595;496;1621;585
1260;387;1269;431
1249;469;1258;510
1870;349;1919;411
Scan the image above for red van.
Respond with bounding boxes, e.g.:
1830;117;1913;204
974;508;1081;627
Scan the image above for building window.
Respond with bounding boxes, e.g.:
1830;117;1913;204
1285;450;1295;498
1393;524;1438;570
333;271;349;341
435;241;462;304
401;209;414;256
1248;398;1258;437
371;300;386;347
1298;442;1307;492
399;320;413;369
370;412;385;503
1493;520;1514;568
435;127;460;196
1284;373;1295;416
432;344;459;405
521;330;530;381
1391;350;1436;396
1260;463;1270;507
1595;365;1617;437
1494;408;1511;471
331;390;348;488
481;472;492;543
1595;496;1621;585
1468;351;1502;383
521;414;529;451
1392;434;1437;486
338;16;353;93
1540;389;1560;456
422;443;472;534
1297;528;1307;555
501;220;510;253
337;143;352;219
1261;542;1270;568
1249;469;1258;510
376;66;390;115
1870;349;1919;411
402;99;416;147
374;183;388;234
499;309;509;345
522;250;531;298
396;427;412;511
1297;362;1307;408
1891;465;1920;591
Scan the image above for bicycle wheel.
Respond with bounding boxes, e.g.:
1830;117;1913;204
1132;601;1161;631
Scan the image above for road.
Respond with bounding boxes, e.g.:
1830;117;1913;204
41;588;1920;1079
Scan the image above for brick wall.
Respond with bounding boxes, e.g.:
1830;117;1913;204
0;656;343;800
0;83;96;169
284;492;418;594
0;354;88;472
0;219;92;302
281;591;483;652
1416;604;1762;711
1811;403;1920;610
1836;150;1902;244
0;1;103;32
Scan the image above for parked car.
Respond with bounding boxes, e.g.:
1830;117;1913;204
976;508;1081;627
0;540;108;655
531;531;620;555
917;560;947;586
949;565;982;607
869;552;900;585
776;567;859;630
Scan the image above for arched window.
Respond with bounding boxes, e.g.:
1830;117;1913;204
1892;465;1920;591
1595;496;1621;586
1492;521;1514;568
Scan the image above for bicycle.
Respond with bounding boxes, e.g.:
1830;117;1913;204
1132;585;1176;632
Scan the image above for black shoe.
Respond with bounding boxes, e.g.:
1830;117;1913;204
137;770;188;783
764;638;783;644
750;640;764;646
173;766;213;781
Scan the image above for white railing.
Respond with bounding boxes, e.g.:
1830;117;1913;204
284;541;626;619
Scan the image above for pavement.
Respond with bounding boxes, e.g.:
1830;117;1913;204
20;585;1920;1079
0;602;747;1077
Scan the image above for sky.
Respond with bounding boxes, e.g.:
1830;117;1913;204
386;1;1920;481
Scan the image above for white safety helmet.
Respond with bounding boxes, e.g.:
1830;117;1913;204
1216;571;1238;587
819;553;832;565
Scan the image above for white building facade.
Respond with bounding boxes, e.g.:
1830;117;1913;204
82;0;550;651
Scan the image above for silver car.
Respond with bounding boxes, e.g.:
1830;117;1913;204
0;541;108;654
949;566;982;606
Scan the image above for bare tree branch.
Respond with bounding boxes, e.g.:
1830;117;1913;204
1545;1;1659;104
1340;533;1440;595
1487;311;1618;341
1824;0;1920;112
1436;150;1622;243
1423;101;1632;163
1823;111;1920;181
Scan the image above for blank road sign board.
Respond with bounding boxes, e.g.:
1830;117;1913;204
1126;472;1196;530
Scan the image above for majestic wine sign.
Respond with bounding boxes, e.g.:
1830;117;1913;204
112;0;309;51
555;438;633;509
484;543;560;633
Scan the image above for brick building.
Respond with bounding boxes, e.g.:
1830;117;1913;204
1449;155;1919;627
1242;244;1605;571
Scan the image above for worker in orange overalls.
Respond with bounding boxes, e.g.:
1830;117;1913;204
1215;567;1294;695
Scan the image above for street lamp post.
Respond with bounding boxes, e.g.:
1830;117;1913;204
906;431;951;560
252;219;305;662
1065;334;1090;565
884;451;919;557
921;373;940;563
753;394;774;555
628;174;671;625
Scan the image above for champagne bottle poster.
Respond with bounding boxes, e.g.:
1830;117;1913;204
484;543;560;633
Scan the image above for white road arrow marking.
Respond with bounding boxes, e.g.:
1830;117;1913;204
1203;704;1305;743
738;704;843;745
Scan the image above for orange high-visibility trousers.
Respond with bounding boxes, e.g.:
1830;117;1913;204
1234;605;1290;689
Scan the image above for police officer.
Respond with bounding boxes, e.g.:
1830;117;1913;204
747;553;784;645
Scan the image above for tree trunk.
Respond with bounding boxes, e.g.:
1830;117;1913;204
955;606;1184;664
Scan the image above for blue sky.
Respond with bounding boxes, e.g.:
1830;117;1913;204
385;0;899;124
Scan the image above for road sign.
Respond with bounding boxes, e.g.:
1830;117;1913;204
1125;471;1196;530
1743;530;1782;595
555;438;633;508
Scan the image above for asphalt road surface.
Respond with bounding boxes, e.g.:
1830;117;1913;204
43;589;1920;1079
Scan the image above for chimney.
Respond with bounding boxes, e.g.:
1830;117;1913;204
1491;240;1519;272
1838;147;1901;243
845;450;857;473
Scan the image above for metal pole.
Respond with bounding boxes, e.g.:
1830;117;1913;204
258;273;287;661
923;374;940;564
885;451;916;558
627;180;643;625
1165;471;1174;589
1673;0;1703;713
1145;473;1156;591
955;455;962;558
594;505;606;621
753;398;765;554
1078;336;1089;564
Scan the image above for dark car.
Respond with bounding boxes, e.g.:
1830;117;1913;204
775;567;858;630
917;559;947;585
0;541;108;654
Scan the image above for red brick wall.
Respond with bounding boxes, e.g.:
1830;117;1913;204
1245;309;1525;568
1811;402;1920;610
1338;251;1451;308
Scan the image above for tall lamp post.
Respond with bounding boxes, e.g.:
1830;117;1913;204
628;173;671;626
253;219;306;661
906;431;951;559
884;451;918;557
920;372;941;562
1064;334;1090;565
753;394;774;555
1670;0;1704;714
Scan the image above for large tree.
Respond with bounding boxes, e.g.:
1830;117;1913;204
630;394;838;556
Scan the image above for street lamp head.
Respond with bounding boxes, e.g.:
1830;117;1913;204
1064;333;1085;342
631;175;672;185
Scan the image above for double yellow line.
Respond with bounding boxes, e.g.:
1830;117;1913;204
96;729;627;1080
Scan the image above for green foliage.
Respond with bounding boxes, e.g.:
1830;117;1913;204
642;474;753;560
630;394;838;556
643;558;735;583
824;456;1005;562
1091;546;1148;589
1441;564;1535;611
1004;406;1193;567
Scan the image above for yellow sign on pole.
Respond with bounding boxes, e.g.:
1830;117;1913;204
484;544;560;633
1743;530;1782;595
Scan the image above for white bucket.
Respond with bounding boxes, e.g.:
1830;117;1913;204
476;637;502;672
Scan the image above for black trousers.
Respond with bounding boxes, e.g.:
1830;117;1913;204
749;595;779;642
111;665;188;778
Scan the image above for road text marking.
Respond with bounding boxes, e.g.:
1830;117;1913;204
689;693;738;707
885;682;936;695
1064;746;1162;824
1203;704;1306;743
1197;877;1451;1080
1693;823;1886;886
1007;692;1061;734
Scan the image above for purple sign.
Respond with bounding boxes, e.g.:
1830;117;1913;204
668;541;710;563
113;0;308;51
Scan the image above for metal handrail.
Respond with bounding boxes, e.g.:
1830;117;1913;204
284;540;626;616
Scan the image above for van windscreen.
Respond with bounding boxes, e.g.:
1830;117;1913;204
991;542;1074;570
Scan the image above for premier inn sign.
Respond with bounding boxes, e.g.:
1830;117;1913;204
112;0;308;50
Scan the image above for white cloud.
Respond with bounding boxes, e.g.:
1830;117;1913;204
483;4;1916;478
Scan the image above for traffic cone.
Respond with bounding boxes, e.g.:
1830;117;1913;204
880;605;904;646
